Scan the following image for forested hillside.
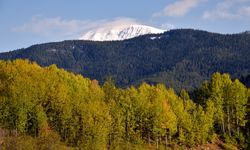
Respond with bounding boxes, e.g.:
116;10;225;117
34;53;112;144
0;29;250;91
0;60;249;149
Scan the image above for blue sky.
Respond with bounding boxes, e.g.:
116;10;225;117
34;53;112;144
1;0;250;51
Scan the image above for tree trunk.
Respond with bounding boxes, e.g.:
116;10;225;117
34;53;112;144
159;136;162;145
227;106;231;137
108;133;112;149
156;135;159;150
221;119;225;134
165;134;168;150
170;134;171;143
148;132;150;145
236;117;240;136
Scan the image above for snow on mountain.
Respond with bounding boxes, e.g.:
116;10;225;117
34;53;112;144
79;24;166;41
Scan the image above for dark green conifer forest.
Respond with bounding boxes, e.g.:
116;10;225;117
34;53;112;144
0;60;249;149
1;29;250;92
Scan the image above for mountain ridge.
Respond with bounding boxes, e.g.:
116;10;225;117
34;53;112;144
80;24;166;41
1;29;250;91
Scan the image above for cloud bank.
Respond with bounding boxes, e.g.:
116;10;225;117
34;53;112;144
12;16;173;40
202;0;250;20
84;17;140;34
154;0;202;17
12;16;105;38
12;16;143;39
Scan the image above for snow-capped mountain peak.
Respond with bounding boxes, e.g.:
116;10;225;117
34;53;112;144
79;24;166;41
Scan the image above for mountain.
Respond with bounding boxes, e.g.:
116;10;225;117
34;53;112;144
0;29;250;91
80;24;165;41
243;30;250;34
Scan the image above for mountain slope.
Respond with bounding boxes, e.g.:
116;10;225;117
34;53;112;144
80;24;165;41
1;29;250;91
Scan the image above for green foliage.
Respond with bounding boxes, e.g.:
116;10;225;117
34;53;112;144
0;60;249;149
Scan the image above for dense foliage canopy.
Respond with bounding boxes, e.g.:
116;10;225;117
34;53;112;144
0;60;249;149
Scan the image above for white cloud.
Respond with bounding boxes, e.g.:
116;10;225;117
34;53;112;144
12;16;175;40
12;16;105;38
202;9;237;20
12;16;141;39
202;0;250;20
153;0;202;17
87;17;140;33
238;6;250;17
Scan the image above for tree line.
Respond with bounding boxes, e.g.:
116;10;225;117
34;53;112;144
0;59;249;149
1;29;250;92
